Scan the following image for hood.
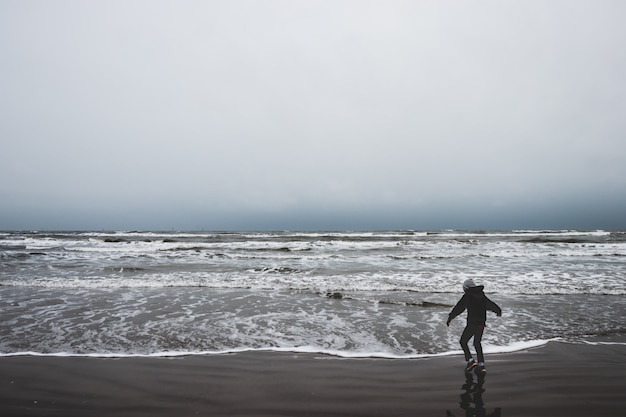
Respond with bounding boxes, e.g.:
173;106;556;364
464;285;485;296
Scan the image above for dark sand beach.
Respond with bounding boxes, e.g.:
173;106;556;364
2;340;625;417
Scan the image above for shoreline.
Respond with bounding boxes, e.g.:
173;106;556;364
2;340;625;416
0;337;558;360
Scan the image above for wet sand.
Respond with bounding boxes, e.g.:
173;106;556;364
1;340;625;416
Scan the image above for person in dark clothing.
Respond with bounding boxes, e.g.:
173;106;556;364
447;279;502;373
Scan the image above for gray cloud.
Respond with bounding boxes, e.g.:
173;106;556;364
2;0;625;230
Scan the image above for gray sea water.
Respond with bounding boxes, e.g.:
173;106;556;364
1;230;625;358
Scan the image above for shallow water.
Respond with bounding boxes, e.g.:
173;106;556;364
1;230;625;357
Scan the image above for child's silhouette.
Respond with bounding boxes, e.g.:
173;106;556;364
447;279;502;373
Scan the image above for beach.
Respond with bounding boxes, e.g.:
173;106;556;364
2;340;625;417
2;230;625;416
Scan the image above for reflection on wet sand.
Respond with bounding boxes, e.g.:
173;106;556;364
447;371;502;417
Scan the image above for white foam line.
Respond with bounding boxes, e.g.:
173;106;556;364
581;341;626;346
482;338;561;353
0;339;559;360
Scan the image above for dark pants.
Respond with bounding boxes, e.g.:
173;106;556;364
460;323;485;363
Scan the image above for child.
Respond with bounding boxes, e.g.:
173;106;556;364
447;279;502;373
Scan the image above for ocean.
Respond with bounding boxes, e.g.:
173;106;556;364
1;230;624;358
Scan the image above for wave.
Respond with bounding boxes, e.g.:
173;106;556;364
2;229;616;240
520;237;596;244
0;338;559;360
3;229;624;296
2;275;625;295
3;230;622;258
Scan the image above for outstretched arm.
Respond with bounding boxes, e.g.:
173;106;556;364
446;294;467;326
486;297;502;317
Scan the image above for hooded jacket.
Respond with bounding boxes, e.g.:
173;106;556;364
448;285;501;326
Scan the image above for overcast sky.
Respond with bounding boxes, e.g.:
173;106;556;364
2;0;625;231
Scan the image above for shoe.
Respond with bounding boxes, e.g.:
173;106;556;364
464;359;477;373
475;365;487;374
